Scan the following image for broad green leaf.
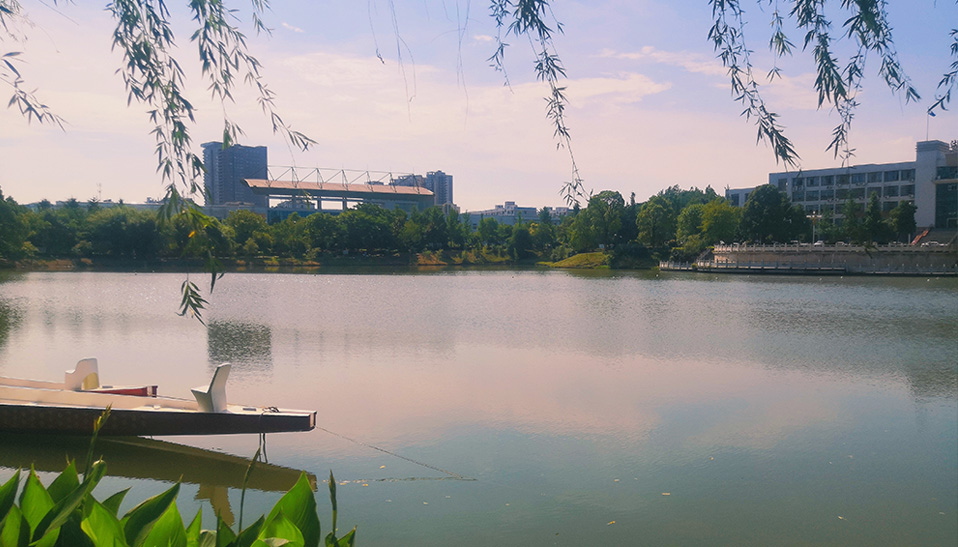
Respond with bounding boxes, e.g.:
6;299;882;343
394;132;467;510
30;525;59;547
0;505;29;547
139;500;186;547
34;460;106;540
256;511;303;547
233;515;264;547
54;517;95;547
185;508;201;547
81;498;128;547
120;482;179;547
102;489;130;517
215;514;236;547
254;539;292;547
0;470;20;522
325;528;355;547
17;469;52;534
263;473;318;547
46;462;79;503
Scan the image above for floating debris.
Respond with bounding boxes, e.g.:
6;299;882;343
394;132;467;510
662;493;671;496
607;521;616;526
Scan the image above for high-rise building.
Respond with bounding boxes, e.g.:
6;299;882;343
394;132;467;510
392;171;454;207
426;171;454;207
202;142;268;207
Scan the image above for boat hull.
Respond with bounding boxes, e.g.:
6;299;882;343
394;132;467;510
0;402;316;436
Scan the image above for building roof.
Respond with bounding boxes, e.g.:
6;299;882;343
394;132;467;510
244;179;434;198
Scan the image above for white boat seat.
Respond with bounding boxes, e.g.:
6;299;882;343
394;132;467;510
192;363;231;413
64;358;100;391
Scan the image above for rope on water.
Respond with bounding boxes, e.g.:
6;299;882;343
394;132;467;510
316;425;476;481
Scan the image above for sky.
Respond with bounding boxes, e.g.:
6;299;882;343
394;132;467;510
1;0;956;212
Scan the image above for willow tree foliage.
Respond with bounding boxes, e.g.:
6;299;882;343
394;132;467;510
709;0;956;167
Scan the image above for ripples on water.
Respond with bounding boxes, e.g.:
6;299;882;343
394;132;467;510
0;270;955;546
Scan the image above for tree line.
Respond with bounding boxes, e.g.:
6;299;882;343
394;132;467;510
0;184;918;266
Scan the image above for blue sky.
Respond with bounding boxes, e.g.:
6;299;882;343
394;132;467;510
1;1;955;211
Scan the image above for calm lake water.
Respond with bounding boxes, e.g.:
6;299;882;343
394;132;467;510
0;269;956;545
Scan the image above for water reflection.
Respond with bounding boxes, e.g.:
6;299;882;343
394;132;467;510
0;299;22;353
0;433;315;525
207;320;272;375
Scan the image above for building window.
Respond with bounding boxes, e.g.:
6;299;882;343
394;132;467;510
806;190;819;201
883;201;897;212
792;191;805;201
729;194;740;206
837;174;849;185
822;175;834;186
821;189;835;200
805;204;818;212
868;188;881;198
836;188;849;200
935;183;957;227
901;184;915;196
777;179;787;191
867;172;882;183
884;185;899;197
807;176;819;187
851;173;866;184
938;166;958;180
883;170;900;182
793;177;804;187
851;188;865;199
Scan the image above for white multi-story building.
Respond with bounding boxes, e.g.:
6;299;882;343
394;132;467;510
726;139;958;229
463;201;570;229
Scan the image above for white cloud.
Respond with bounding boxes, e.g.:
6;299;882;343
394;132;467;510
599;46;727;77
281;22;304;33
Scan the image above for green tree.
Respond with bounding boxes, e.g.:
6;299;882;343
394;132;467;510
816;208;841;243
446;209;469;249
271;213;309;257
740;185;799;243
636;195;677;248
0;188;29;261
508;223;534;259
225;210;269;248
888;201;917;242
340;203;397;251
701;199;741;244
841;198;864;243
477;217;501;247
676;203;705;241
304;212;345;252
862;192;891;243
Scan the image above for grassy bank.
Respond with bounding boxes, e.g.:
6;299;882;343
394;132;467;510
10;249;658;273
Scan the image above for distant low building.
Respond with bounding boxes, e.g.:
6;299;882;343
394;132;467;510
725;139;958;229
463;201;570;229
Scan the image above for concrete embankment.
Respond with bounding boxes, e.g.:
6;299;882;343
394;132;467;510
661;242;958;276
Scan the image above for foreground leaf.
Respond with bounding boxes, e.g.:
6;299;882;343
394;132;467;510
0;470;20;522
0;505;30;547
139;500;187;547
263;473;319;547
81;498;128;547
120;483;180;546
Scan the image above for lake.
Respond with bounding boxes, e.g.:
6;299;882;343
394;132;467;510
1;269;956;545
